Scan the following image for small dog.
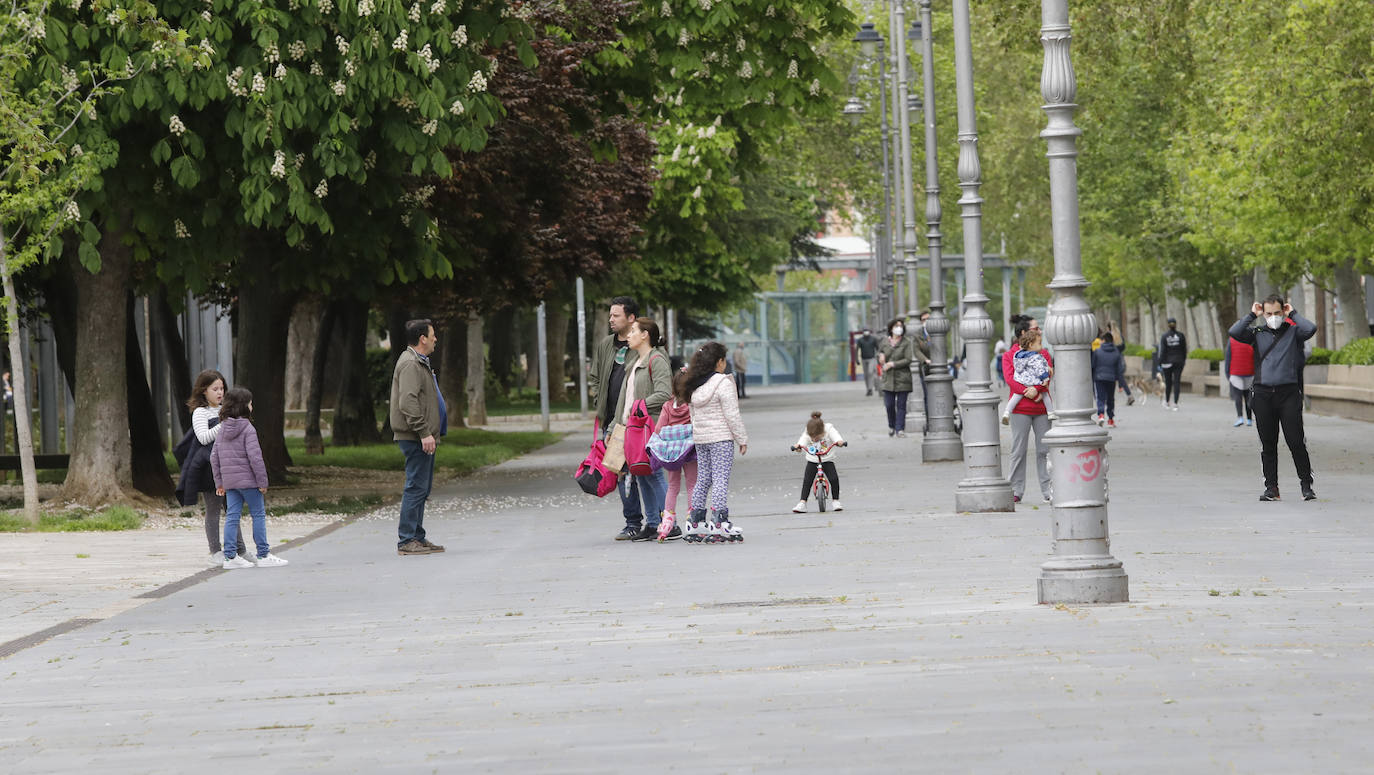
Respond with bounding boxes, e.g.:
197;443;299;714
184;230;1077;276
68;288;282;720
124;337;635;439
1127;374;1165;402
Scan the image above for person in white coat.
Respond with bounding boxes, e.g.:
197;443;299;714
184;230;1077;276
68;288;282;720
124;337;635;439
791;411;847;513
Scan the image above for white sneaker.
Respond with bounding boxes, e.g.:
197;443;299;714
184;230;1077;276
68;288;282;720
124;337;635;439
207;551;225;567
1170;404;1179;411
255;553;289;567
792;500;807;513
1000;412;1010;426
1047;412;1059;421
222;555;255;569
831;500;843;512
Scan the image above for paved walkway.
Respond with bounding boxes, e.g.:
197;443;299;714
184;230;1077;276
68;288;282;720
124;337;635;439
2;382;1372;772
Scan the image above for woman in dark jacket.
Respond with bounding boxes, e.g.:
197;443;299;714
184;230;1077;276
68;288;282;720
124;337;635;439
1090;333;1126;426
877;319;924;438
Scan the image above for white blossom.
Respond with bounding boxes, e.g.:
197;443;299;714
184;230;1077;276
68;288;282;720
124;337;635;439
332;80;346;96
344;58;357;77
392;29;409;51
670;145;681;161
314;179;329;198
274;64;287;80
765;4;775;16
660;1;670;16
698;0;711;9
408;2;421;22
169;115;187;136
467;71;487;92
265;43;280;63
787;59;798;79
692;186;702;199
174;219;191;238
318;0;334;12
199;38;215;58
357;0;374;16
365;150;377;170
738;61;752;79
64;200;81;221
809;78;821;96
450;26;467;46
335;35;350;55
310;62;324;76
227;66;248;96
71;144;83;156
677;27;690;46
430;0;444;13
295;152;306;169
61;66;80;93
201;10;212;22
288;40;307;60
251;72;266;93
420;119;437;136
270;150;287;178
69;0;81;10
736;34;745;52
449;99;465;115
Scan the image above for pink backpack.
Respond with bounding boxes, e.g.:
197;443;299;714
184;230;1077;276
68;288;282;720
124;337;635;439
574;420;618;498
623;399;656;476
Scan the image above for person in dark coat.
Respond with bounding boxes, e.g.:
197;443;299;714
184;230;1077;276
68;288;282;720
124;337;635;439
1090;333;1127;426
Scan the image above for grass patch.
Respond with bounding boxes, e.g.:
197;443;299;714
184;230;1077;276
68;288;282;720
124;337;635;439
281;429;560;474
0;505;146;533
268;494;385;516
486;388;581;417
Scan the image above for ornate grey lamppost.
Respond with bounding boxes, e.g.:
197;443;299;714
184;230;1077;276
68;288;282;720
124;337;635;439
949;0;1012;509
907;3;960;461
1037;0;1128;603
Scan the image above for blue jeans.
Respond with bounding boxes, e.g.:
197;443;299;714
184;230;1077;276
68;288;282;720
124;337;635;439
397;440;435;547
224;488;269;560
632;470;667;529
617;473;643;528
883;390;909;432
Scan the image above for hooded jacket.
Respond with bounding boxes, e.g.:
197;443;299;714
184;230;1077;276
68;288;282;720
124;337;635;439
690;373;748;446
1090;343;1127;383
210;417;269;490
1228;311;1316;388
656;397;692;429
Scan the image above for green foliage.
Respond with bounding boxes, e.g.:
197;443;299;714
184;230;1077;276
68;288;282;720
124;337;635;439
1306;347;1335;366
0;505;145;532
267;494;383;516
1331;338;1374;366
1123;344;1154;359
1188;348;1223;365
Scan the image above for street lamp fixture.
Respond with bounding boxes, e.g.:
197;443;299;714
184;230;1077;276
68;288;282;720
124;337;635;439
907;94;922;115
908;20;922;42
843;96;868;127
853;22;883;58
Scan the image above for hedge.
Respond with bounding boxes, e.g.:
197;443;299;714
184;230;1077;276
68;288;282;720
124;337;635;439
1331;337;1374;366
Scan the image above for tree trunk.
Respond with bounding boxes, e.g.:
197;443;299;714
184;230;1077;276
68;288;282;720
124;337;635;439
1;226;41;522
234;237;295;484
1314;284;1328;349
303;302;339;455
1331;258;1367;350
62;217;140;506
438;318;466;429
284;296;324;411
522;308;540;389
488;305;517;393
1236;269;1256;320
40;262;78;395
546;302;569;403
331;302;382;446
125;293;175;497
466;311;487;425
151;290;193;432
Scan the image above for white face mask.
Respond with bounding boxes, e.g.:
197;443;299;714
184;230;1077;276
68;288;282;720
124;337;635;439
891;326;904;337
1265;315;1284;329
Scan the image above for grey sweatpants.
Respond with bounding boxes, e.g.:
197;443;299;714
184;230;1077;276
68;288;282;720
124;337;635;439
1008;413;1052;500
203;491;246;555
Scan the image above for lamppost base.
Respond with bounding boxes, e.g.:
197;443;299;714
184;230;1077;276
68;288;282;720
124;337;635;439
1038;565;1129;604
954;479;1014;512
921;432;963;462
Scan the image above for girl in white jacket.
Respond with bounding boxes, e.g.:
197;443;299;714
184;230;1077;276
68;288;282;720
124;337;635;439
791;411;846;513
683;342;748;542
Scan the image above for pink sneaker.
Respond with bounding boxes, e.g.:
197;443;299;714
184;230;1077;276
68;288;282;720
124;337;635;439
657;513;677;542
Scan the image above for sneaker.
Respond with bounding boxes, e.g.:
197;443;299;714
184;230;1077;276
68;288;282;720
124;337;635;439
659;524;683;541
1302;485;1317;501
614;526;639;541
1127;395;1135;406
1259;487;1280;502
207;551;225;567
1246;418;1253;426
888;429;895;437
1107;419;1116;428
632;525;658;541
1170;404;1179;411
255;553;289;567
222;555;255;569
1232;418;1245;427
1095;413;1105;426
419;539;445;553
398;540;436;555
1000;412;1010;425
896;430;907;438
1012;495;1022;503
831;500;843;512
792;500;807;513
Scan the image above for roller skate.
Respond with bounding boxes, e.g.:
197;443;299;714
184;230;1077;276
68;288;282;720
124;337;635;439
717;519;743;543
682;509;708;543
657;512;679;542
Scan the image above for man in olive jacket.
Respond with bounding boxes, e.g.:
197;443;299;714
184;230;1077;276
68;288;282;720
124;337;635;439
390;319;448;555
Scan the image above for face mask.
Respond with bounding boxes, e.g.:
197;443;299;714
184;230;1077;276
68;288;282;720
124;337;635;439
1265;315;1284;329
891;326;904;337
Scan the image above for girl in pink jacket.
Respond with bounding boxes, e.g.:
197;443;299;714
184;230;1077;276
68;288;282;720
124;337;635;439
210;388;288;569
682;342;748;543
